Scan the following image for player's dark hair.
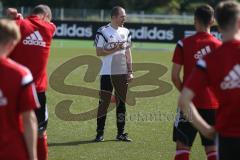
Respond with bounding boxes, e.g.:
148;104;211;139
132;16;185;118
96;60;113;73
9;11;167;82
215;1;240;31
0;19;20;45
111;6;123;18
31;4;52;20
194;4;214;27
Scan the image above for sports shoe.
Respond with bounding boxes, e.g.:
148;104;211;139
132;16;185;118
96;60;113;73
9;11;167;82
94;134;104;142
116;133;132;142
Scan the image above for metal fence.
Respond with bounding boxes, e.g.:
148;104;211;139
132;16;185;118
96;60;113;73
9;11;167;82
1;7;194;24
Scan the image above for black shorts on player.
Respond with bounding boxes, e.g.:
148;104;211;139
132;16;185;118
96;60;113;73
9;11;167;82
173;108;216;147
35;92;48;134
218;135;240;160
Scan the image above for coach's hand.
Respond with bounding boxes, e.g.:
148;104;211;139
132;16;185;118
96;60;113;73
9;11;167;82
118;41;126;50
128;73;134;83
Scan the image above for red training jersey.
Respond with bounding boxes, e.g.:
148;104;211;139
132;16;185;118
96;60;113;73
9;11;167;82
185;40;240;138
0;57;39;160
172;32;221;109
9;15;56;92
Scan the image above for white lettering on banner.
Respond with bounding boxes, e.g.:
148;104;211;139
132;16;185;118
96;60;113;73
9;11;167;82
129;27;174;41
211;32;222;40
55;24;92;38
184;31;196;37
184;30;222;40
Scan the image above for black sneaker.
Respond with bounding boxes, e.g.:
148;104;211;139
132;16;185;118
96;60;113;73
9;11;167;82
94;134;104;142
116;133;132;142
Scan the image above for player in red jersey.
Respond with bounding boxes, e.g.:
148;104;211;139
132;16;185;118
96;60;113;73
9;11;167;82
179;1;240;160
7;5;56;160
0;19;39;160
172;4;221;160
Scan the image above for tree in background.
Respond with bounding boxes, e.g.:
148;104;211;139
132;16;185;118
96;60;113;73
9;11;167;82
2;0;240;13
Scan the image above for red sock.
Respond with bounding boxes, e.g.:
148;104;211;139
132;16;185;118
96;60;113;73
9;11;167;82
37;132;48;160
207;151;217;160
175;150;190;160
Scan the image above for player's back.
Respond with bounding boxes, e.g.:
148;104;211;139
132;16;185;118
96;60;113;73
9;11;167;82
174;32;221;109
0;57;32;160
181;32;221;81
202;40;240;137
9;16;56;92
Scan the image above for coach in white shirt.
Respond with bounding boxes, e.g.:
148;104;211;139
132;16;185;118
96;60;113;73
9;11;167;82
94;6;133;142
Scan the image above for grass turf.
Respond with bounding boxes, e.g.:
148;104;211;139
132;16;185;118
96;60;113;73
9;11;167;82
47;40;206;160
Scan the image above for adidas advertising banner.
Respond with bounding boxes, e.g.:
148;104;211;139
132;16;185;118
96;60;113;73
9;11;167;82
53;20;221;43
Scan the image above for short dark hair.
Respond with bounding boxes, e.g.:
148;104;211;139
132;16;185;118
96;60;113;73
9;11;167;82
0;19;20;45
111;6;123;18
31;4;52;20
215;1;240;31
194;4;214;27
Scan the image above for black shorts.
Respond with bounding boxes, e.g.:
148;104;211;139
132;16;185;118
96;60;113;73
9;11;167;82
218;135;240;160
35;92;48;133
173;108;216;147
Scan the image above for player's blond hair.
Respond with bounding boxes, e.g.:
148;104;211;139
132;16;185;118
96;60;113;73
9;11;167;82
31;4;52;21
0;19;20;45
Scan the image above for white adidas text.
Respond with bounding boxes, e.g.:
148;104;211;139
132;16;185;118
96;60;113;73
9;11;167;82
22;31;46;47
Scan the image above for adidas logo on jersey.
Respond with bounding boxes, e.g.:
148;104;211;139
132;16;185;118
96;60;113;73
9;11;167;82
221;64;240;90
194;46;211;59
0;89;7;106
23;31;46;47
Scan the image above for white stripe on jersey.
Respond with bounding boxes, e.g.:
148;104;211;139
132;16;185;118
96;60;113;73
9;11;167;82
177;40;183;47
31;84;40;108
22;73;33;86
197;59;207;69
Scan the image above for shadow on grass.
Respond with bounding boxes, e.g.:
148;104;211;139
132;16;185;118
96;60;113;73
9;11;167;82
48;139;119;147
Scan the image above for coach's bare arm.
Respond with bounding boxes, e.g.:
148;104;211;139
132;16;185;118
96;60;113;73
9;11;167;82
126;48;132;72
96;47;116;56
22;110;38;160
126;48;133;82
96;44;123;56
171;63;182;91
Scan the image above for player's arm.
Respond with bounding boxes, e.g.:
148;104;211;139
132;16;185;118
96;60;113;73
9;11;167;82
22;110;38;160
178;87;215;139
171;63;182;91
171;40;184;91
125;47;133;82
6;8;23;19
19;70;40;160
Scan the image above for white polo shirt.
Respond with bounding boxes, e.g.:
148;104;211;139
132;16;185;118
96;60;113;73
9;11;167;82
94;24;131;75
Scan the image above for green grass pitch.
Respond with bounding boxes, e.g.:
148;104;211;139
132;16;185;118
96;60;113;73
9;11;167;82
47;40;206;160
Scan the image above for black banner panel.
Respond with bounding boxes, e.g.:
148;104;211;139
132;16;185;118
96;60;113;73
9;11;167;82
53;20;221;43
